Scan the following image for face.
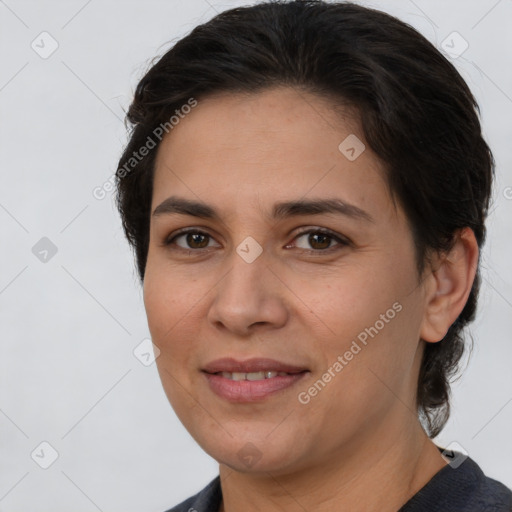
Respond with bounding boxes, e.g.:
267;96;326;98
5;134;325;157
144;87;430;475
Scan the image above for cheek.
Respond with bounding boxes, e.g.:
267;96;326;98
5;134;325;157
143;271;204;409
310;262;423;402
306;309;421;441
299;261;408;345
143;270;194;365
143;257;199;335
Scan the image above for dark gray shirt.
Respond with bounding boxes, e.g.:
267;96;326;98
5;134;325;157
164;455;512;511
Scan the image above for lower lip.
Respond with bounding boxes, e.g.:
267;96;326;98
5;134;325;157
203;372;308;402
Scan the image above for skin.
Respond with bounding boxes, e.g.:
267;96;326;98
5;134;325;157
143;87;479;511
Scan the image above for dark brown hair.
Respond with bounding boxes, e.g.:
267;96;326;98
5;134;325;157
115;0;494;437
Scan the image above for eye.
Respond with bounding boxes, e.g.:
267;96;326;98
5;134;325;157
289;228;349;252
164;229;219;250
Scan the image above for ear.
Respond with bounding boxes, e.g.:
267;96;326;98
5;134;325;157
420;227;479;343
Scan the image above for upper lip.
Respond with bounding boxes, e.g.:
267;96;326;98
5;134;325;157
202;358;308;374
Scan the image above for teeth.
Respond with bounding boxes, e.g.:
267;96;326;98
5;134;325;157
247;371;266;381
220;371;288;381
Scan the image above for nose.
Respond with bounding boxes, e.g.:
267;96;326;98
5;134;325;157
206;250;289;337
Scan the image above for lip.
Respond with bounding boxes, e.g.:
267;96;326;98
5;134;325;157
202;357;307;374
202;358;309;403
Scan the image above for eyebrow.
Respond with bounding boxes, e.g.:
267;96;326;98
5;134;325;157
152;196;374;223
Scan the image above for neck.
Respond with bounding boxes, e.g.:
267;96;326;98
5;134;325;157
218;419;447;512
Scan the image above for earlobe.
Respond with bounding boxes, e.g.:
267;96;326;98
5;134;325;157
420;228;479;343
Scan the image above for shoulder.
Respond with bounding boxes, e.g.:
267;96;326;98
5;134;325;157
400;454;512;512
162;476;222;512
475;473;512;512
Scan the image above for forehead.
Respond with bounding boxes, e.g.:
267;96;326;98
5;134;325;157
151;87;394;221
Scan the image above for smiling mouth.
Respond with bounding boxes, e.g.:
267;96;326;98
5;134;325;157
202;358;309;402
204;371;308;402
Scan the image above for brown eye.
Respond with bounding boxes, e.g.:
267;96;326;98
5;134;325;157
291;229;349;252
165;230;218;250
185;232;209;249
308;232;332;250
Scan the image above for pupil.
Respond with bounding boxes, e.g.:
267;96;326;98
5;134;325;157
310;233;330;249
187;233;208;248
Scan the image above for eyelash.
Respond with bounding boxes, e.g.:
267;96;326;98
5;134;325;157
162;227;350;254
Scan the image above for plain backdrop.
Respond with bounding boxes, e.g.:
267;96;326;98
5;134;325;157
1;0;511;510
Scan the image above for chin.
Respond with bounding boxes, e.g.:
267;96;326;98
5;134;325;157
195;430;306;475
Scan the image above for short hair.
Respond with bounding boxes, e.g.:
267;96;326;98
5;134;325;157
115;0;494;438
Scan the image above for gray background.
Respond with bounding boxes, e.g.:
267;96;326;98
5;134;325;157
1;0;511;510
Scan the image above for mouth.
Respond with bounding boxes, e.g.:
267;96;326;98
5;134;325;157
216;370;292;381
202;358;309;402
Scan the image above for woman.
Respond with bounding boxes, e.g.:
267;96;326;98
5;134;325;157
115;1;512;510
